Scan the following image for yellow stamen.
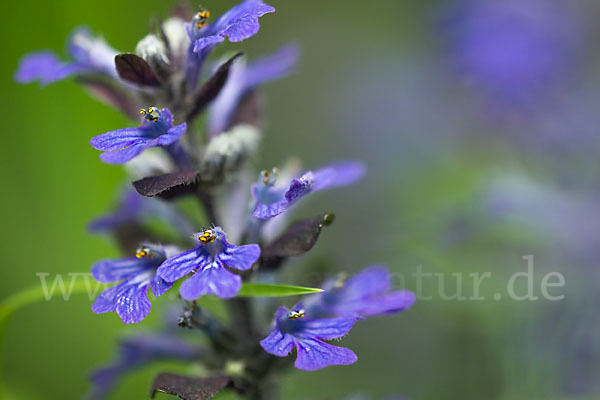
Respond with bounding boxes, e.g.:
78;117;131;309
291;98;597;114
136;249;148;258
198;230;217;244
287;309;305;319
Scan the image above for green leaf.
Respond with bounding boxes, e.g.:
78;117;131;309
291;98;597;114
237;282;323;297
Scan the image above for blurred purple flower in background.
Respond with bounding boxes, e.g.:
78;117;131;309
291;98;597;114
439;0;582;108
88;188;194;237
16;27;118;86
306;266;416;319
208;45;299;136
86;333;203;400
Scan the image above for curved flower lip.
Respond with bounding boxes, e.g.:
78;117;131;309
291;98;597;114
15;26;118;86
188;0;275;53
89;108;187;164
307;265;416;319
156;227;261;300
91;244;173;324
252;161;366;219
208;44;299;135
259;304;358;371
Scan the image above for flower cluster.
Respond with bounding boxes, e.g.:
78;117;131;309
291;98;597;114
17;1;415;398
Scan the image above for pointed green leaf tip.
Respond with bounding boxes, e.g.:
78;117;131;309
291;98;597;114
238;283;323;297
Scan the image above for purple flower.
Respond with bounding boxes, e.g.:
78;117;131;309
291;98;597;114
16;27;118;86
89;107;187;164
91;244;173;324
306;266;416;319
260;304;357;371
187;0;275;53
439;0;581;105
252;161;366;219
208;44;299;135
89;188;194;236
86;333;202;400
157;227;260;300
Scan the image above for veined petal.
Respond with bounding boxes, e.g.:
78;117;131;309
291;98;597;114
114;282;152;324
179;265;241;300
92;285;120;314
156;123;187;146
252;201;288;219
193;35;226;53
219;1;275;43
284;172;314;204
342;290;416;317
218;243;260;271
99;142;150;165
294;338;357;371
157;248;210;282
260;329;294;357
91;258;147;283
150;274;174;298
90;127;147;151
192;0;274;52
299;317;356;340
312;161;366;192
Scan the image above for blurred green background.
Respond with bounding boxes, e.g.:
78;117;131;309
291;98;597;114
2;0;600;399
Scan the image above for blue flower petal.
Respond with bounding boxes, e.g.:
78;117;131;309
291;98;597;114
192;0;275;52
252;200;288;219
312;161;366;192
294;338;357;371
284;172;314;205
218;243;261;271
317;266;416;318
244;44;299;88
90;127;146;151
259;329;294;357
92;277;154;324
91;257;148;283
157;248;210;282
338;265;392;297
179;264;242;300
150;275;174;298
208;45;298;134
114;282;152;324
193;35;226;53
345;290;416;317
86;333;202;400
99;142;150;164
298;317;356;340
92;285;120;314
155;122;187;146
14;51;79;85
